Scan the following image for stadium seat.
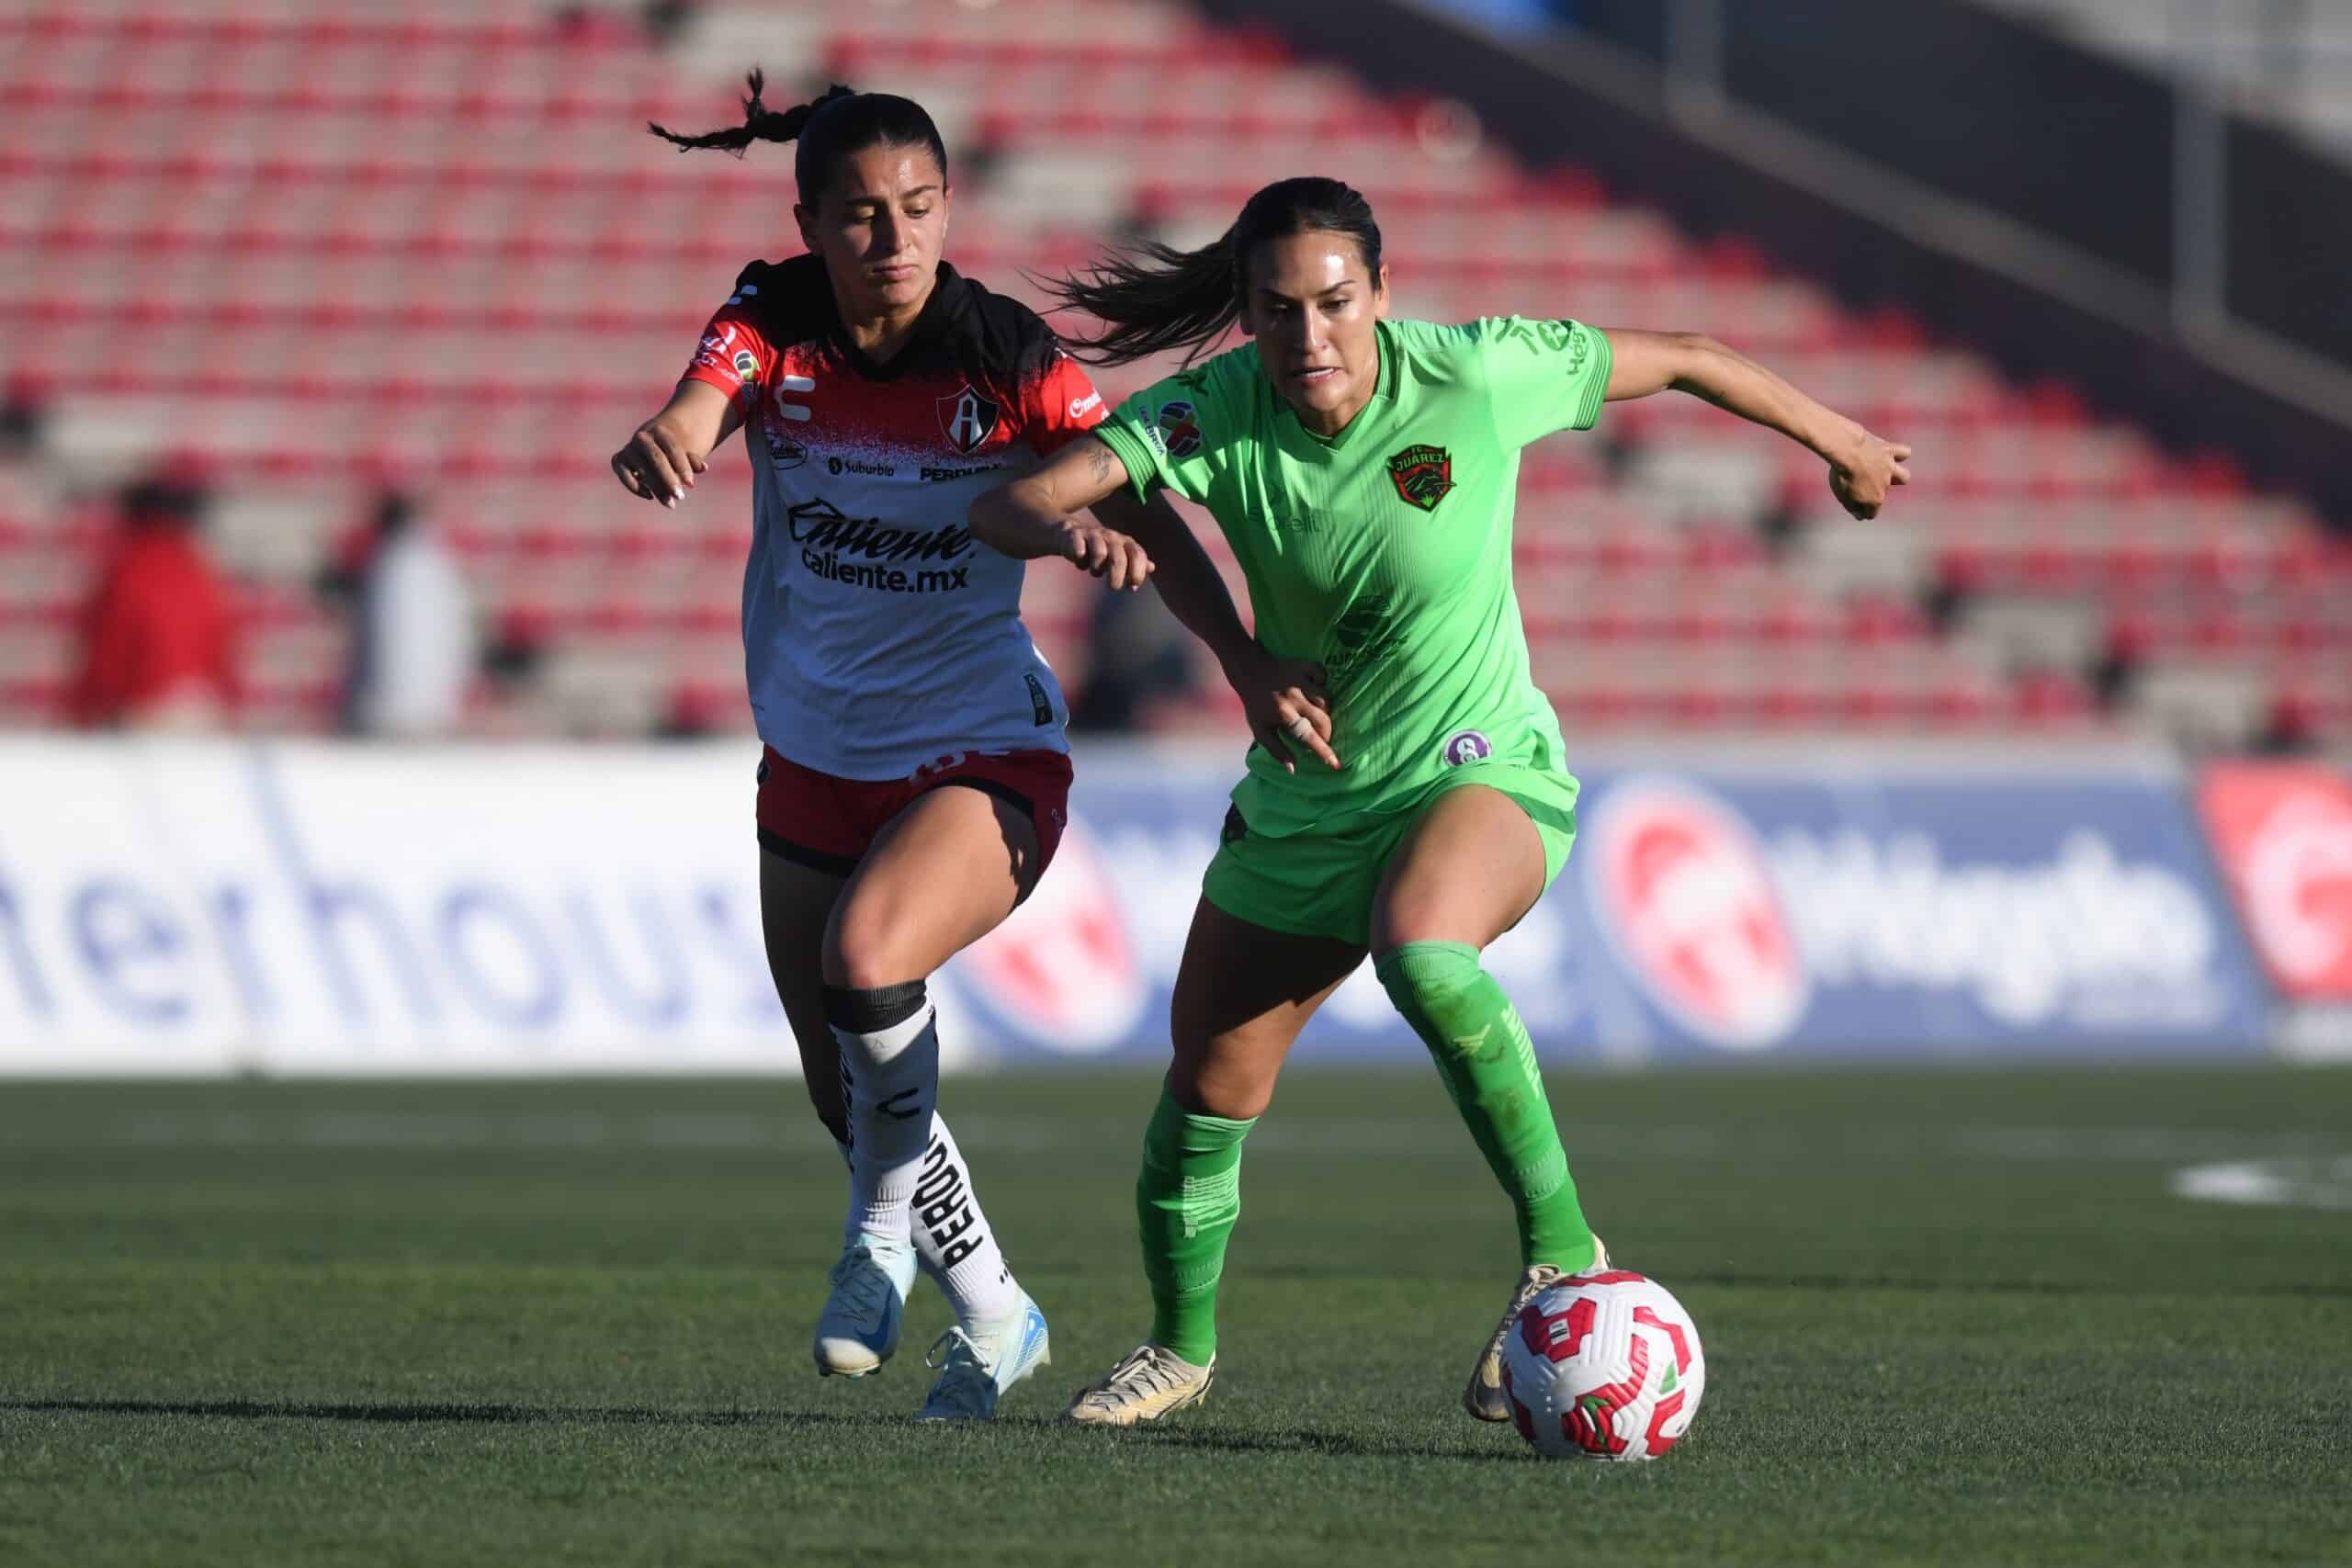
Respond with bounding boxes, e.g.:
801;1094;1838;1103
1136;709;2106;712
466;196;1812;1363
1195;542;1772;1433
0;0;2342;744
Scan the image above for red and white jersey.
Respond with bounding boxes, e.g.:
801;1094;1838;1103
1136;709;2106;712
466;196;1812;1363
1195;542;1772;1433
681;254;1110;779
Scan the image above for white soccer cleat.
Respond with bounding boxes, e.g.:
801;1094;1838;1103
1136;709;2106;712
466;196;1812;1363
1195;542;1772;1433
1464;1235;1609;1422
1061;1342;1216;1427
813;1236;918;1378
912;1292;1052;1422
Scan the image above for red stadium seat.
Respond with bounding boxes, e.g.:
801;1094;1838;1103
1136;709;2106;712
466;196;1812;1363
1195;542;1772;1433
0;0;2338;741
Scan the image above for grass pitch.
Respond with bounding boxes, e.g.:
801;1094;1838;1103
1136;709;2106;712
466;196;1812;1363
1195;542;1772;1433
2;1065;2347;1566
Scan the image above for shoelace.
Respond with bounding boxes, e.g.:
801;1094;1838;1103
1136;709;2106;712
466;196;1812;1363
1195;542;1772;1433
1486;1267;1565;1358
922;1329;993;1416
1085;1347;1186;1407
828;1247;896;1325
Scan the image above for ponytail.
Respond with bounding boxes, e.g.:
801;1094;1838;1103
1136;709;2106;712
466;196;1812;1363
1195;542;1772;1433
648;71;949;208
647;70;851;159
1043;232;1245;368
1046;176;1384;367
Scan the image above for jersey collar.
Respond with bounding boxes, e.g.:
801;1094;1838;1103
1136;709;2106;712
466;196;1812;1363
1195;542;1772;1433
824;260;967;382
1277;317;1396;454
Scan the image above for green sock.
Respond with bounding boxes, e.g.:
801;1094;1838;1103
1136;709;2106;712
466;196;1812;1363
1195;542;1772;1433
1136;1084;1254;1366
1374;941;1596;1271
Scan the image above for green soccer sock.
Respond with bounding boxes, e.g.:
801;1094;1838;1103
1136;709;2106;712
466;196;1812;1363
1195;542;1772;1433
1374;941;1597;1271
1136;1083;1255;1366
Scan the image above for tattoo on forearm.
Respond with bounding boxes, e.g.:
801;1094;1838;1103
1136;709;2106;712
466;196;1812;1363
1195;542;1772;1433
1085;438;1117;486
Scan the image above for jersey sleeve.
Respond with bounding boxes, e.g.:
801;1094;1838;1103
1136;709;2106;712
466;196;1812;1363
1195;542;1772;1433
1015;345;1112;458
679;294;778;409
1092;366;1231;505
1472;316;1613;449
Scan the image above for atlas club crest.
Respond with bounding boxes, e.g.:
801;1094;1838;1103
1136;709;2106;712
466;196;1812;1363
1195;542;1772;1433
938;385;1001;456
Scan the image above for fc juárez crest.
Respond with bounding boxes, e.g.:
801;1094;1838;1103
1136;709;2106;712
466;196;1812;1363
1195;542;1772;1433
1386;443;1455;512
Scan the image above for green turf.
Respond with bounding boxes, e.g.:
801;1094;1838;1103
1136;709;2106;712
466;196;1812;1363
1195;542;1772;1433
2;1066;2348;1566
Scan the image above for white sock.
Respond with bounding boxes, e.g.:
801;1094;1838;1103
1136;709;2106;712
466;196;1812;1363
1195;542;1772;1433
827;982;938;1247
910;1111;1022;1328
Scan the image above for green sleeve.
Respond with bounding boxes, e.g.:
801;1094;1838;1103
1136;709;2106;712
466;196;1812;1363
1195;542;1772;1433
1473;316;1613;449
1093;367;1232;506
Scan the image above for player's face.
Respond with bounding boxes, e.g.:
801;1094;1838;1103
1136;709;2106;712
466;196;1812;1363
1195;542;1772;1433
1240;231;1388;435
797;144;951;320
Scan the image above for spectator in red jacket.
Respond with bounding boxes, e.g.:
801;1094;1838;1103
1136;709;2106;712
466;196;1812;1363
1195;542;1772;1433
67;471;240;730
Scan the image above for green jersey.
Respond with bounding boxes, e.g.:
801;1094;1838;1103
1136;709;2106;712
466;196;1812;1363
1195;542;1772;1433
1094;315;1613;836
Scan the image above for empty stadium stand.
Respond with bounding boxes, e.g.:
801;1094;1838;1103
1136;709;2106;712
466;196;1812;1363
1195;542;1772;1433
1;0;2343;745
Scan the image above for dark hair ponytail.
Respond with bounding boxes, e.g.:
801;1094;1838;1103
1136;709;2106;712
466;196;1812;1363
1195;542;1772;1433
648;70;949;208
1045;176;1384;367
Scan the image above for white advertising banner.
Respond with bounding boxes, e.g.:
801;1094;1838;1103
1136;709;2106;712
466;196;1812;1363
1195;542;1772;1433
0;736;2275;1075
0;739;808;1074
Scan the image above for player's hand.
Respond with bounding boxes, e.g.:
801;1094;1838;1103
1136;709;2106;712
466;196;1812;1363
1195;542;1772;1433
1230;647;1339;773
612;421;706;509
1062;523;1154;592
1829;431;1912;520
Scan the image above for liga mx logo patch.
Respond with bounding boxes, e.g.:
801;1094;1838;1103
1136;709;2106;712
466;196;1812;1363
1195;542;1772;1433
938;385;1001;456
1442;728;1492;767
1387;443;1455;512
1155;400;1202;459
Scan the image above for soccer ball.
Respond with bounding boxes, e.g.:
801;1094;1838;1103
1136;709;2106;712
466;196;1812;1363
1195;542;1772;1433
1498;1269;1704;1461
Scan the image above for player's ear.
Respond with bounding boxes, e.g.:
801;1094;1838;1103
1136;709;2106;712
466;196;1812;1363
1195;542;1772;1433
1372;261;1390;318
792;202;819;254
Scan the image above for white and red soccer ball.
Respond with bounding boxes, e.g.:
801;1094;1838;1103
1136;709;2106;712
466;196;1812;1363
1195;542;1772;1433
1498;1269;1705;1461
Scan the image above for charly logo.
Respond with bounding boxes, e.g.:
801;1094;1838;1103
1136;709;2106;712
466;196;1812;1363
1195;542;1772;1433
1386;443;1455;512
1441;728;1492;767
1155;400;1202;459
731;349;758;380
938;385;1001;455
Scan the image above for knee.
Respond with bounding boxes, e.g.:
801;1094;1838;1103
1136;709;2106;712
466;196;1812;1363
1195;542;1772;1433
1373;941;1485;1037
1167;1054;1276;1122
822;896;924;990
1369;887;1468;953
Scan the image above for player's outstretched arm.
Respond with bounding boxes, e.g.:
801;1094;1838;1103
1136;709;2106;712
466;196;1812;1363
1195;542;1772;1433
969;434;1153;590
973;438;1337;771
1600;329;1913;520
611;380;738;510
1091;487;1339;773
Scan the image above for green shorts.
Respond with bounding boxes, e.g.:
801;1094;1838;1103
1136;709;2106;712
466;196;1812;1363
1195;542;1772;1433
1201;762;1580;946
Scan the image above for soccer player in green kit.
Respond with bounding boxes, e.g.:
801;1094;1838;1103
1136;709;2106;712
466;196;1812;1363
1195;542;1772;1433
967;177;1911;1426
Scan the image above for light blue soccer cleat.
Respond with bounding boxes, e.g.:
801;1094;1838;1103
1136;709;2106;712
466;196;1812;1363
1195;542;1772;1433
912;1292;1051;1421
813;1236;919;1378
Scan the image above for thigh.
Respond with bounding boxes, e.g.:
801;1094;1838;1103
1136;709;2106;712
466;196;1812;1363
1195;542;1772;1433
1168;897;1364;1121
822;781;1044;989
759;849;847;1098
1369;784;1550;953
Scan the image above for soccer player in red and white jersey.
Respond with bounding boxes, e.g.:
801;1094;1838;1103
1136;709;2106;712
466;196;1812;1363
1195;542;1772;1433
608;76;1171;1421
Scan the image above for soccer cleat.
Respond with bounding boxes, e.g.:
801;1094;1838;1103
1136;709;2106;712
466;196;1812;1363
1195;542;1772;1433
1061;1342;1216;1427
912;1292;1052;1422
813;1236;918;1378
1463;1235;1609;1422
